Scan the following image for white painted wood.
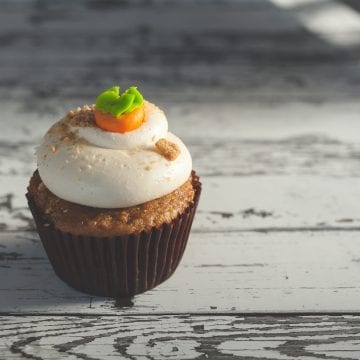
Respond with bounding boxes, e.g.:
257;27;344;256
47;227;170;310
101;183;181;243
2;174;360;232
2;230;360;314
3;100;360;143
1;0;360;356
272;0;360;46
0;0;299;33
2;0;360;111
1;315;360;359
3;103;360;190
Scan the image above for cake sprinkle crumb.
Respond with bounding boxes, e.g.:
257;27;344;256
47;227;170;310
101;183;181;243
155;138;180;161
67;104;96;128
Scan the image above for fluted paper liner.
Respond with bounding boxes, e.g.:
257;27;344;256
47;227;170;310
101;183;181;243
27;172;201;297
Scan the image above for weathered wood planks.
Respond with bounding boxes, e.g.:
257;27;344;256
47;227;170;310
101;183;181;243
2;174;360;233
1;230;360;314
1;0;360;358
1;0;360;105
1;315;360;359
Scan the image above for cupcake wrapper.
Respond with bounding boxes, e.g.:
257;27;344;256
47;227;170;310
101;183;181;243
27;172;201;297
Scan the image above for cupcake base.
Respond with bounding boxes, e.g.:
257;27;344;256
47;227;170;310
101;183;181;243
27;173;201;297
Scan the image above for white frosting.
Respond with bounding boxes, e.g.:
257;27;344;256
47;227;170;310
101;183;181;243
37;101;192;208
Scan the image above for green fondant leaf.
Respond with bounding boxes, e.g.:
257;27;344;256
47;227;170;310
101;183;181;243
95;85;144;117
111;94;135;117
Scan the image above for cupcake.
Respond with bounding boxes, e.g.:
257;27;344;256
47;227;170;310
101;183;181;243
27;86;201;297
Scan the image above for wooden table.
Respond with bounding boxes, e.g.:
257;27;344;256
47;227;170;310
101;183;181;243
2;0;360;358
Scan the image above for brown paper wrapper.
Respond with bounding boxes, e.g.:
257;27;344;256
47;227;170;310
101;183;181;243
26;172;201;297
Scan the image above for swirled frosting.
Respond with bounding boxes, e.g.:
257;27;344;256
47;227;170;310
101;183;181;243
36;101;192;208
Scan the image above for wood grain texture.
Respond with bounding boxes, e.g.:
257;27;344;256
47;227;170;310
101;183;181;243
2;174;360;233
1;0;360;357
1;315;360;359
2;230;360;314
3;131;360;178
1;0;360;106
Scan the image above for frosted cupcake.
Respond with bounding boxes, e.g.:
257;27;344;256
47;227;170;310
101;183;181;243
27;86;201;297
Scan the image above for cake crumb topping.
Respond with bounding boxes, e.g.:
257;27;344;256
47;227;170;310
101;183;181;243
155;138;180;161
67;104;96;128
